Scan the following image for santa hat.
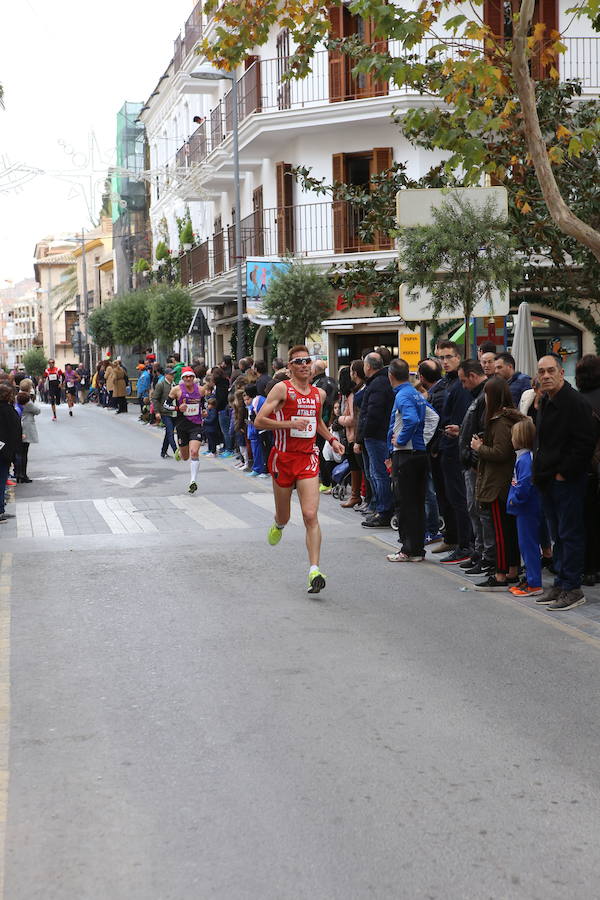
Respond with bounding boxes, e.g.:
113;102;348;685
180;367;195;378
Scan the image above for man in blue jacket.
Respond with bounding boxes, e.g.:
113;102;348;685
494;352;531;406
385;358;431;561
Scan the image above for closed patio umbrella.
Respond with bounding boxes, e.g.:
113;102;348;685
511;301;538;379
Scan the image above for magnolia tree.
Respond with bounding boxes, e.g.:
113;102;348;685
262;259;335;345
201;0;600;262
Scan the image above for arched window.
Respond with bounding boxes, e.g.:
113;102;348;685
506;310;582;383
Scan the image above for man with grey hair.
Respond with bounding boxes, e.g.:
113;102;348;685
354;352;395;527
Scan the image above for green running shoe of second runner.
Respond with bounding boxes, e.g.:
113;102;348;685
307;570;326;594
267;523;283;546
188;481;197;494
175;448;182;461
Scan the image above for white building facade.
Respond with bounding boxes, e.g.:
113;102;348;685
140;1;600;371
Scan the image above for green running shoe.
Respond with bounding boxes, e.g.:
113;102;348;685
175;448;181;461
188;481;197;494
307;570;326;594
267;523;283;546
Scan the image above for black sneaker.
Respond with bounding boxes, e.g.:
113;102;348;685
465;562;490;577
473;575;511;592
535;586;562;604
361;514;391;528
439;549;471;565
459;557;476;569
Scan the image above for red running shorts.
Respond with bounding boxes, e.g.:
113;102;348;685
268;448;319;488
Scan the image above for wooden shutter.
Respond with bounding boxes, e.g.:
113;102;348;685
244;55;262;116
362;15;389;98
531;0;558;78
276;163;295;254
370;148;393;250
328;6;345;103
253;185;264;256
483;0;505;37
332;153;347;253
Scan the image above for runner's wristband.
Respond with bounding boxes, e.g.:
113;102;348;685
327;435;336;445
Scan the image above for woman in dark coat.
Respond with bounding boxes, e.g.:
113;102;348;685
0;383;22;522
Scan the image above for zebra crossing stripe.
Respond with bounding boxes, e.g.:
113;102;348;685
105;497;158;534
16;502;64;538
169;495;249;530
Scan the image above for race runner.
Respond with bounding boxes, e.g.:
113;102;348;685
64;363;80;417
169;367;204;494
254;346;345;594
44;359;63;421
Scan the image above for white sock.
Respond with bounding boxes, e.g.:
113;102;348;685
274;521;285;530
190;459;199;483
309;565;319;574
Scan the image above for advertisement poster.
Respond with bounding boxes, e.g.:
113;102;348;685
245;258;290;324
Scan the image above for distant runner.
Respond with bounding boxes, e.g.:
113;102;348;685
169;367;203;494
64;363;80;417
255;346;345;594
44;358;63;421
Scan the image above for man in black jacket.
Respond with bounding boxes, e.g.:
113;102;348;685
436;340;473;564
458;359;495;576
534;354;595;610
355;352;394;527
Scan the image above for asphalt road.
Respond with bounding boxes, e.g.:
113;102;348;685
2;401;600;899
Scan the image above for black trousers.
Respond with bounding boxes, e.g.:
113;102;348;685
440;447;473;551
430;453;455;544
392;450;429;557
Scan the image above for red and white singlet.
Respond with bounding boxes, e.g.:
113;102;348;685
272;380;322;454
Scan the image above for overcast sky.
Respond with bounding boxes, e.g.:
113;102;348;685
0;0;194;286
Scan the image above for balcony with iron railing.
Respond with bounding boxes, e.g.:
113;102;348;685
173;1;204;74
179;201;394;291
161;35;600;199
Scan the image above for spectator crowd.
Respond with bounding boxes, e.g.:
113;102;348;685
2;341;600;615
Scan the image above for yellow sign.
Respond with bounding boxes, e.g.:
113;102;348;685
400;332;421;371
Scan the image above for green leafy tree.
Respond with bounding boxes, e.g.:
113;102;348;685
398;195;521;357
50;265;78;317
22;348;47;379
262;259;335;345
87;305;115;350
110;291;153;347
149;286;193;344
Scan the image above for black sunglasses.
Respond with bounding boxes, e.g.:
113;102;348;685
289;357;312;366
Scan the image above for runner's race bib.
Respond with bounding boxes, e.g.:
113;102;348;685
48;373;57;381
67;382;74;388
184;403;200;417
290;416;316;439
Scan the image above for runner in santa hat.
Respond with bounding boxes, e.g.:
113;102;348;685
168;367;203;493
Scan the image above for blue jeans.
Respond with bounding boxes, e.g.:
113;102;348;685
541;476;586;591
250;435;264;474
218;409;233;451
363;438;393;516
161;415;177;455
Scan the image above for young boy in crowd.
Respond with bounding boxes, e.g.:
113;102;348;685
202;397;219;457
507;418;543;597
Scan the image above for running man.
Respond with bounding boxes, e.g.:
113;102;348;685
64;364;80;417
44;358;63;421
169;367;204;494
254;346;345;594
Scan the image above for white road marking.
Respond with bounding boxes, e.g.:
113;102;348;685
92;499;129;534
107;497;158;534
169;495;249;530
241;492;340;525
107;467;145;488
16;502;64;538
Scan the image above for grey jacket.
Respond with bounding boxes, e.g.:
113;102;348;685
21;401;40;443
153;378;176;416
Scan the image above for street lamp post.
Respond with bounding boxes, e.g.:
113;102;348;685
190;68;245;360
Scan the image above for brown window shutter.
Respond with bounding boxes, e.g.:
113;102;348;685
531;0;558;78
253;185;264;256
484;0;505;38
276;163;295;255
328;6;345;102
332;152;347;253
370;148;393;250
243;55;262;115
362;15;389;98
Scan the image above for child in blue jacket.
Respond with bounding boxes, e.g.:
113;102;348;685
507;418;543;596
202;398;220;456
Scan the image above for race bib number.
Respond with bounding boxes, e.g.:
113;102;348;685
48;373;57;381
184;403;199;417
67;382;74;388
290;416;316;439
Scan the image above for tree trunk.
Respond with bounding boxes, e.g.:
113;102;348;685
511;0;600;263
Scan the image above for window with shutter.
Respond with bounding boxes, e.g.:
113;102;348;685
275;163;295;255
243;55;262;118
332;148;393;252
253;186;265;256
484;0;558;77
332;152;347;253
328;4;388;102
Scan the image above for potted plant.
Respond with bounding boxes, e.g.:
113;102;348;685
180;220;194;252
134;258;151;273
155;241;169;266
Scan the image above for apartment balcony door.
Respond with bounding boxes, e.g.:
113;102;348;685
332;148;393;253
484;0;558;77
328;4;388;102
276;162;295;255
